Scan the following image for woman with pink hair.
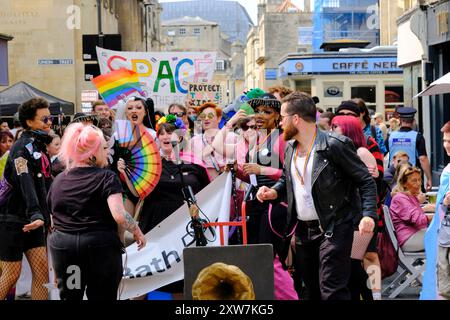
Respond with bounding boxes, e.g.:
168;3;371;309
331;115;381;300
46;123;146;300
331;115;378;178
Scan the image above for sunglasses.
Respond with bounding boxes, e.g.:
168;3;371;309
41;116;54;124
198;112;216;120
255;110;274;116
337;112;359;117
170;112;186;117
332;124;339;130
240;123;257;131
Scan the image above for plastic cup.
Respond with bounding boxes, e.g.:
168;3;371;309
427;192;437;204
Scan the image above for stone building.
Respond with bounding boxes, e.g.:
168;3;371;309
396;0;450;181
0;0;162;113
245;0;312;90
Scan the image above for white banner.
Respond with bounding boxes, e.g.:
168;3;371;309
118;172;232;300
96;47;217;110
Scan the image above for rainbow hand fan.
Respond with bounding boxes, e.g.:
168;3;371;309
112;120;162;199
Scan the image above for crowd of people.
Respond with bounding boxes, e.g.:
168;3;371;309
0;85;449;301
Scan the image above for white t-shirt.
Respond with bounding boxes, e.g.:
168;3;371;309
291;147;319;221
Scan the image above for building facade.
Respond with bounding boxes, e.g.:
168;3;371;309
245;1;313;90
161;0;254;44
0;0;162;113
397;0;450;182
279;46;403;115
161;16;245;106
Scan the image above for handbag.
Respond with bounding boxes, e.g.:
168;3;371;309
0;178;12;206
377;228;399;279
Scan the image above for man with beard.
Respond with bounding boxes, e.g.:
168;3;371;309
256;92;377;300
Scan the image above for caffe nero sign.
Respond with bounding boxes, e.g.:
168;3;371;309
279;56;402;76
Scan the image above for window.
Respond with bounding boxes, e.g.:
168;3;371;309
351;86;376;103
384;85;404;120
167;30;175;36
295;80;311;95
179;28;186;35
215;60;225;71
193;28;200;35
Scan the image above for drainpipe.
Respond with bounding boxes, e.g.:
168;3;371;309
97;0;104;47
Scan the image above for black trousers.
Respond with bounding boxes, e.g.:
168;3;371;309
49;229;124;301
294;218;353;300
245;200;285;256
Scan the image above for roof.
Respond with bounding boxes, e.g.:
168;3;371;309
162;16;218;27
320;39;371;51
161;0;254;43
0;81;75;116
0;34;13;41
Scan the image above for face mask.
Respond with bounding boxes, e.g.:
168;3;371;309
189;115;197;122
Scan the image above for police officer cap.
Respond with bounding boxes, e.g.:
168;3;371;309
396;107;417;119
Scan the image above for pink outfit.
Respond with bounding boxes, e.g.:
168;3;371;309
190;133;237;173
389;192;428;247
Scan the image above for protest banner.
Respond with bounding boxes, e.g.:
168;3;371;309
188;83;223;107
118;172;232;300
96;47;217;110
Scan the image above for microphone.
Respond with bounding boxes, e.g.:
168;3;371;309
171;140;181;165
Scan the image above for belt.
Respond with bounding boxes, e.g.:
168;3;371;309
299;219;320;228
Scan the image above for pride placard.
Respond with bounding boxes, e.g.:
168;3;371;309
96;47;217;110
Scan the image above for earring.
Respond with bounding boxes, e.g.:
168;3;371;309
88;156;97;167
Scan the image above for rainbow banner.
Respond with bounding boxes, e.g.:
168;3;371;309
92;68;144;108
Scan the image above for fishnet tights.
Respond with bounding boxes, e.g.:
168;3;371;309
25;247;48;300
0;261;21;300
0;247;48;300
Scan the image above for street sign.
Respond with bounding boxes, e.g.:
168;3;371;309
38;59;74;65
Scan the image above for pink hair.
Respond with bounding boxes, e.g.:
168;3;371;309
59;123;105;170
331;115;367;149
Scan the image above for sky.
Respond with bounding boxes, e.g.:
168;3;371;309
159;0;258;25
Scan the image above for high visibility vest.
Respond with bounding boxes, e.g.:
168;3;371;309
388;130;418;166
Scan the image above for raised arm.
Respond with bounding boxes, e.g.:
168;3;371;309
107;193;146;250
117;158;139;198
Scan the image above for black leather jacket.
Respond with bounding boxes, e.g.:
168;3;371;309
0;130;52;226
272;130;378;236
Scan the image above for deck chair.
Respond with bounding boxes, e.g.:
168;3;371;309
382;205;426;299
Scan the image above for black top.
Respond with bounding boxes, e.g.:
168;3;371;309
245;131;283;189
139;159;209;233
47;167;123;233
385;127;427;157
0;130;52;225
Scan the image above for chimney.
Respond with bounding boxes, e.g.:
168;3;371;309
257;3;266;24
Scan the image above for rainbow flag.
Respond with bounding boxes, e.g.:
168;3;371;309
92;68;144;108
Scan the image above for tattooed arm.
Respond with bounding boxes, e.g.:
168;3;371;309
107;193;146;250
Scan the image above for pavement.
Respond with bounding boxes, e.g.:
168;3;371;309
382;271;422;300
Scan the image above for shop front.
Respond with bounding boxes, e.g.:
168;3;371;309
279;47;403;119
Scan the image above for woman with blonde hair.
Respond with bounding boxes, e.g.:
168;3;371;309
390;166;433;252
47;123;146;300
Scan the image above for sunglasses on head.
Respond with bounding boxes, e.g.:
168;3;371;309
170;112;186;117
198;112;215;120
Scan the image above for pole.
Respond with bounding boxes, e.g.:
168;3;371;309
97;0;104;48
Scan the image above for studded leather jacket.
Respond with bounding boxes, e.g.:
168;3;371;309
272;129;378;236
0;130;52;226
